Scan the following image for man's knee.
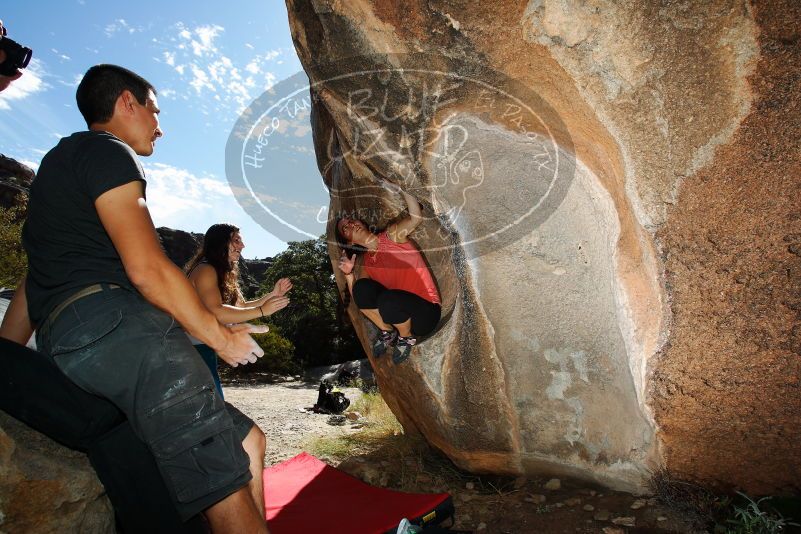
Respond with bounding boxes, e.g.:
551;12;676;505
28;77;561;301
244;424;266;456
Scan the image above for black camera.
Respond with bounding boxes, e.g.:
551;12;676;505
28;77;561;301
0;36;32;77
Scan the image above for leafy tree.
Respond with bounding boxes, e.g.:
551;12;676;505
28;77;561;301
0;204;27;288
259;237;364;368
223;329;297;375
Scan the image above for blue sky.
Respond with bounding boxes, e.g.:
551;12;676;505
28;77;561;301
0;0;313;259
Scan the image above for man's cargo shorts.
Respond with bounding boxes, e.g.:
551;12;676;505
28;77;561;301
36;285;254;520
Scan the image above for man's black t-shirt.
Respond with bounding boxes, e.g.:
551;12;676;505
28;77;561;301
23;131;146;326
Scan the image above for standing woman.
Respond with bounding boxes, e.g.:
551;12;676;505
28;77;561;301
185;223;291;397
336;182;441;364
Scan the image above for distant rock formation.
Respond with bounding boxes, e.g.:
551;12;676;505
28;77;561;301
287;0;800;494
0;154;34;212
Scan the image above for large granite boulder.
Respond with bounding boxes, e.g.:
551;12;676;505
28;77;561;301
286;0;800;493
0;412;113;533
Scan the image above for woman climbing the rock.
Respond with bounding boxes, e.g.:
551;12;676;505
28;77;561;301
336;181;441;364
185;223;292;396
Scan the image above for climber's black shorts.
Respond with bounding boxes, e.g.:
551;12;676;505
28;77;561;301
36;286;254;520
352;278;441;337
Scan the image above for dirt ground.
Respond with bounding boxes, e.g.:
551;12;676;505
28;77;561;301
224;379;702;534
223;379;365;466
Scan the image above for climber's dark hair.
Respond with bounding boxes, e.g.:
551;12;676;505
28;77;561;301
334;218;369;256
335;217;369;309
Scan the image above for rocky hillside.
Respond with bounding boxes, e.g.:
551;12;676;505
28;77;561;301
0;154;34;212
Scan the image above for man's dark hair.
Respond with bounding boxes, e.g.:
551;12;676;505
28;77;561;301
76;64;156;126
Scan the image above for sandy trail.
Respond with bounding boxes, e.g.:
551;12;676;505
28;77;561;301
223;380;363;465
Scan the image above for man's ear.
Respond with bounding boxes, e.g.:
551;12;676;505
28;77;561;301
116;90;136;116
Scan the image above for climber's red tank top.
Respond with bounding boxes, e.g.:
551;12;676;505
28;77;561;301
363;232;441;305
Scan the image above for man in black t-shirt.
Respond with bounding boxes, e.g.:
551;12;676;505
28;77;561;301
1;27;203;531
5;65;270;533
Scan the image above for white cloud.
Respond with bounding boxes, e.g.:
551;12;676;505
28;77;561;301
142;162;233;225
49;48;71;61
137;163;287;256
20;159;40;172
105;18;128;37
0;59;49;110
58;73;83;88
262;50;281;61
189;64;214;93
176;23;224;57
104;18;142;38
160;24;283;114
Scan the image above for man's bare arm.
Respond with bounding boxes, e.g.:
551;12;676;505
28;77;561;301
94;181;263;366
0;276;34;344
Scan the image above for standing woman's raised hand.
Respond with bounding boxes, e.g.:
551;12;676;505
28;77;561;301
261;294;290;315
271;277;292;297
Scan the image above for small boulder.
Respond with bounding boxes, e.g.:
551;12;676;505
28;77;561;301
543;478;561;490
612;516;636;527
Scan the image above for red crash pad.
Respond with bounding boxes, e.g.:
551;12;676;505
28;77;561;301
263;452;453;533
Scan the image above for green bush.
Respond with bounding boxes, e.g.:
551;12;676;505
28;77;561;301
0;204;27;288
259;237;364;368
724;492;800;534
223;328;298;376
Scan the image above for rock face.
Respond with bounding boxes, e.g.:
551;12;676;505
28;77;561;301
0;412;113;533
157;226;204;268
286;0;800;493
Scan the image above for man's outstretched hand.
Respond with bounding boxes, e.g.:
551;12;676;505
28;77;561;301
217;323;269;367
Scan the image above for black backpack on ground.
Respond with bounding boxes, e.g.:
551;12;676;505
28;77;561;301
314;380;350;414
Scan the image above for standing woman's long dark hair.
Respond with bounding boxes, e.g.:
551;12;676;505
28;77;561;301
185;223;242;305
